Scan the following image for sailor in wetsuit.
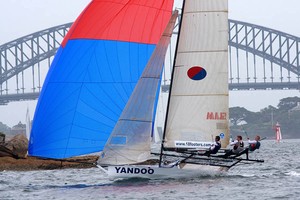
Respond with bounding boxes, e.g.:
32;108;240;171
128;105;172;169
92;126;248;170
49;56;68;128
224;135;244;158
204;136;221;156
247;135;261;152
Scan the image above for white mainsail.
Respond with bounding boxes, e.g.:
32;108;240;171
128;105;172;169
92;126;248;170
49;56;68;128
164;0;229;149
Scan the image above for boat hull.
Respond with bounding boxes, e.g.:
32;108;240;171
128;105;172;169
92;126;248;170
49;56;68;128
104;164;227;180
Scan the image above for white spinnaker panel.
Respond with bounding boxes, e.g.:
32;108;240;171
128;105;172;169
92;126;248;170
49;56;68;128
164;0;229;148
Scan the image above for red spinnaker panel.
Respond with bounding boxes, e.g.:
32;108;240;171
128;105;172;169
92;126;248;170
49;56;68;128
62;0;174;46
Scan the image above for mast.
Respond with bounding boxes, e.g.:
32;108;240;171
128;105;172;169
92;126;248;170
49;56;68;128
159;0;186;167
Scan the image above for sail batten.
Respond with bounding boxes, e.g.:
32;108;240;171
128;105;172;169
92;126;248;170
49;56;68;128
177;50;228;53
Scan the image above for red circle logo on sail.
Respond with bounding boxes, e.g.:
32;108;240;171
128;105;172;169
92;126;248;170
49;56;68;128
187;66;207;80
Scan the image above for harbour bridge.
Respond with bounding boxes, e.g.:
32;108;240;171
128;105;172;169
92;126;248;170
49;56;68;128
1;19;300;105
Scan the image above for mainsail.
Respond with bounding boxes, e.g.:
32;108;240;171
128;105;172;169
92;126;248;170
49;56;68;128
28;0;174;159
163;0;230;149
98;11;178;166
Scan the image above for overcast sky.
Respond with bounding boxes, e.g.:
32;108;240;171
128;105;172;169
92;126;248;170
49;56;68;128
0;0;300;127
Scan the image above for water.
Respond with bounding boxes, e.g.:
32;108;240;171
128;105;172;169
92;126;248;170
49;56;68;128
1;139;300;200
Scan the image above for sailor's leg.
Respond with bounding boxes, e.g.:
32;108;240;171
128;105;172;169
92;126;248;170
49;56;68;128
203;150;211;157
223;150;232;158
245;148;249;159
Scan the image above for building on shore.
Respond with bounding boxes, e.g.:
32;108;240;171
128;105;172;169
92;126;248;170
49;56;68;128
11;121;26;136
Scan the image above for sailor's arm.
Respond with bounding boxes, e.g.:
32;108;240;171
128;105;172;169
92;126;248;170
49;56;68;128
230;140;238;146
247;139;257;144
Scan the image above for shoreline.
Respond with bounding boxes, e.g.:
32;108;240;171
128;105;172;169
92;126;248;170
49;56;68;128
0;155;99;171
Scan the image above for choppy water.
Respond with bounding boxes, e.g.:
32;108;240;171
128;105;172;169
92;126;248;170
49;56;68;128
1;139;300;200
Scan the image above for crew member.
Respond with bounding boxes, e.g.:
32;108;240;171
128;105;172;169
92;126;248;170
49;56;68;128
247;135;261;152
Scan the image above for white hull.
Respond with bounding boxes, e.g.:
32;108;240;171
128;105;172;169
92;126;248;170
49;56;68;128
101;164;228;180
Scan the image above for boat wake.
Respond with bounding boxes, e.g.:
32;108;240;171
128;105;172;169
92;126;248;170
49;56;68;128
285;171;300;177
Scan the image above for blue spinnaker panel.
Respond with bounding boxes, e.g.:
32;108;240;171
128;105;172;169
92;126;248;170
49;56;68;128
29;41;154;158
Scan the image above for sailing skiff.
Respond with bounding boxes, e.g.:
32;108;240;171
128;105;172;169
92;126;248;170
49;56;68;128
29;0;263;180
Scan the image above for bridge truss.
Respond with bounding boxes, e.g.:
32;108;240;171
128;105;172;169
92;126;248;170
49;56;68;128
0;20;300;104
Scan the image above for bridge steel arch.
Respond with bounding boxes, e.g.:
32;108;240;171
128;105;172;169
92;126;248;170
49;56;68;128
1;20;300;104
229;19;300;90
0;23;72;104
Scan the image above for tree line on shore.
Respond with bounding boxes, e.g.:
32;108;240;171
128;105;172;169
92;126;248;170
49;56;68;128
230;96;300;139
1;96;300;139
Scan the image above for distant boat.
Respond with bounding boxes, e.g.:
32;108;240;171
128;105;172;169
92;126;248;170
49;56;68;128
25;107;31;140
275;122;282;143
